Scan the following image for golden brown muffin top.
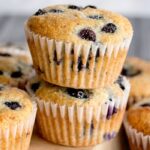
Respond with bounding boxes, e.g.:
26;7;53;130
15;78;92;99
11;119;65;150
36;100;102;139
127;100;150;135
122;57;150;102
27;5;133;45
0;45;32;65
0;88;34;129
35;76;129;107
0;56;34;86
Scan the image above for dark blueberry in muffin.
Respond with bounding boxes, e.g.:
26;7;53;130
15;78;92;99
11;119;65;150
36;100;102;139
85;5;97;9
79;29;96;42
96;48;100;60
101;23;117;33
141;103;150;107
0;53;11;57
0;70;3;75
49;9;64;13
107;106;113;119
115;76;125;91
34;9;47;16
53;51;62;65
4;101;21;110
68;5;82;10
103;132;116;141
78;56;83;71
90;123;94;135
121;66;142;77
11;70;23;78
31;82;40;92
88;15;103;20
113;107;118;114
67;88;90;99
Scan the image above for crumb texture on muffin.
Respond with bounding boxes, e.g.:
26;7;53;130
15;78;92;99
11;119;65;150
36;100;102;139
27;4;133;45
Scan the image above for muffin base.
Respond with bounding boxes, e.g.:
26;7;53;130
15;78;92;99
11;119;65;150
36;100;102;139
25;25;131;89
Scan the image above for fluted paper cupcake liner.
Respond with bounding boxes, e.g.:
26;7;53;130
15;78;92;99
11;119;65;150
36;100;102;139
0;101;37;150
34;86;129;147
25;24;132;89
124;100;150;150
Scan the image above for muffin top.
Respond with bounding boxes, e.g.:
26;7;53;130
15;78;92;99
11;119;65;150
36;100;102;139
35;75;130;107
127;100;150;135
0;56;34;87
0;87;34;129
27;5;133;45
0;44;32;65
122;57;150;102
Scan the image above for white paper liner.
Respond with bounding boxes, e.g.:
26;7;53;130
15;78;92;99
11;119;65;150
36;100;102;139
124;115;150;150
25;24;132;89
0;101;37;150
34;80;130;146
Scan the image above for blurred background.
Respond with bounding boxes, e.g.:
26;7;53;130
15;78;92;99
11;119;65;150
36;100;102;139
0;0;149;59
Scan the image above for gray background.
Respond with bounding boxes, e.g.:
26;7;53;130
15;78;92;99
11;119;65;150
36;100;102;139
0;16;149;60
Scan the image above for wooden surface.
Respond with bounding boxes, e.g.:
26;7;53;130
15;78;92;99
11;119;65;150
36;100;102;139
29;128;129;150
0;15;150;60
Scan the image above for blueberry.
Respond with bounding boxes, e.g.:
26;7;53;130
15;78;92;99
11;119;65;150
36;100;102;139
53;51;63;65
115;76;125;91
31;82;40;92
101;23;117;33
112;107;118;114
66;88;90;99
0;70;3;75
68;5;82;10
78;56;83;71
107;106;113;119
11;70;23;78
49;9;64;13
121;67;142;77
96;48;100;60
0;53;11;57
79;28;96;42
90;123;94;135
4;101;21;110
103;132;116;141
141;103;150;107
88;15;103;20
85;5;97;9
34;9;47;16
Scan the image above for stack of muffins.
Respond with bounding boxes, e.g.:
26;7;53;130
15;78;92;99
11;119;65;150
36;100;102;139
24;4;133;146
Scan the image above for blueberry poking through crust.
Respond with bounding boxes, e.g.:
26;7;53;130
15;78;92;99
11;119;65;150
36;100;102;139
68;5;82;10
79;29;96;42
115;76;125;91
53;50;63;65
4;101;21;110
141;103;150;107
88;15;103;20
101;23;117;33
49;9;64;13
0;70;3;75
31;82;40;92
34;9;47;16
85;5;97;9
67;88;90;99
78;56;83;71
0;53;11;57
121;66;142;77
11;70;23;78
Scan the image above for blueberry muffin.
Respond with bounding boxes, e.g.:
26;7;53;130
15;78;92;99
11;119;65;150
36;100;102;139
0;44;32;64
124;100;150;150
34;75;130;146
25;75;41;96
25;4;133;89
122;57;150;107
0;56;34;89
0;87;37;150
